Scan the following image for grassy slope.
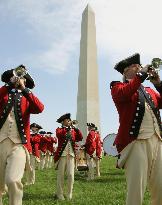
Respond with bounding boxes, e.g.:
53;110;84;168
3;156;150;205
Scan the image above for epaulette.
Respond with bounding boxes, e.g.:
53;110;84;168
110;81;121;89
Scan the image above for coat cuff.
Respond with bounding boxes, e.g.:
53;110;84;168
136;71;148;82
74;127;79;132
22;88;32;96
154;81;162;93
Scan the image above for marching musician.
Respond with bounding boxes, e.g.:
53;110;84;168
111;53;162;205
44;132;57;169
84;123;102;180
54;113;83;200
94;126;102;177
30;123;42;161
38;131;47;170
0;65;44;205
28;123;43;185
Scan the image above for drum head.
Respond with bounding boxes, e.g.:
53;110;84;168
103;133;118;157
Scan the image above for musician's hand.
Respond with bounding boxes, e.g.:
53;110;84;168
149;70;161;86
19;78;26;90
74;127;79;132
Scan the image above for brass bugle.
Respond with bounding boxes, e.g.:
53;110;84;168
71;120;79;128
71;120;78;125
146;58;162;80
13;65;27;78
151;58;162;69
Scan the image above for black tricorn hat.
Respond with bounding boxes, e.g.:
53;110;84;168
39;130;46;134
87;123;96;128
46;131;53;134
114;53;140;74
57;113;71;123
1;65;35;89
30;123;42;129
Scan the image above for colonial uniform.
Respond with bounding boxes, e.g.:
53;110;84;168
44;132;57;169
111;53;162;205
27;123;42;185
30;133;42;161
85;123;102;180
95;129;102;177
38;131;48;170
54;113;83;200
0;66;44;205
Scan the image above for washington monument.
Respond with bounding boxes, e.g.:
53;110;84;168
76;4;100;141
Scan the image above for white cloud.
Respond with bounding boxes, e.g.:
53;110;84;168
0;0;162;73
0;0;88;73
91;0;162;64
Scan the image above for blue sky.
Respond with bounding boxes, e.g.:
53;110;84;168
0;0;162;139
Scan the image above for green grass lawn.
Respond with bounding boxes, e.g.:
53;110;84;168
3;156;150;205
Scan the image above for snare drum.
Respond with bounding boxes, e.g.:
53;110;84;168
76;148;88;171
103;133;118;157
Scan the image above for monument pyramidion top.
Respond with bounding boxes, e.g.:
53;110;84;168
83;4;94;13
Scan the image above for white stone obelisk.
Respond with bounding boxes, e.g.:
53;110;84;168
76;4;100;141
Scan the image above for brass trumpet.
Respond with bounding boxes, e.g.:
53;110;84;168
147;58;162;80
12;65;27;87
151;58;162;70
13;65;27;78
71;120;79;128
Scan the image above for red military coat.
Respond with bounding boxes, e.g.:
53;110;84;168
54;127;83;163
39;136;49;153
85;130;102;158
95;132;102;158
30;133;42;158
46;136;57;154
111;75;162;153
0;85;44;153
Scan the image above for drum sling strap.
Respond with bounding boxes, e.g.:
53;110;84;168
139;86;162;133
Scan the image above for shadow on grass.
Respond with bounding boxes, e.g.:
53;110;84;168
95;177;125;183
75;175;125;184
23;192;54;201
102;171;125;176
75;170;124;181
